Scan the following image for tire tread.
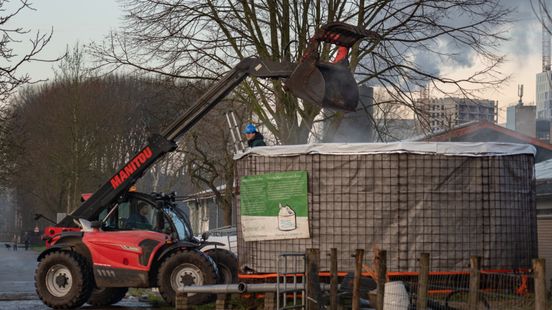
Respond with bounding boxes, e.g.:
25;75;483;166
35;250;93;309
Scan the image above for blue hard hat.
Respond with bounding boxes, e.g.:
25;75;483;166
243;123;257;134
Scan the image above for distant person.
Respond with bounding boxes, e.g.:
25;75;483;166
12;234;17;251
23;232;30;251
243;123;266;148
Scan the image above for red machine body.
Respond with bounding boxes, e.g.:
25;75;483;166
84;230;166;272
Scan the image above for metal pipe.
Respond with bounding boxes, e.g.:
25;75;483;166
179;283;246;294
245;283;332;292
178;282;332;294
245;283;305;293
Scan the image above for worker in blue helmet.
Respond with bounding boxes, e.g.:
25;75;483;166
243;123;266;147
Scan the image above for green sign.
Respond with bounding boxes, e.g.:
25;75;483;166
240;171;309;241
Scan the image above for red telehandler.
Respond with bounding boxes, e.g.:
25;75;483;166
34;22;376;308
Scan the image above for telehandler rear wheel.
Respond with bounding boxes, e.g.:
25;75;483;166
158;249;218;306
35;251;93;309
87;287;128;306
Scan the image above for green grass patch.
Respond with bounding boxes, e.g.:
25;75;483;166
126;289;265;309
127;288;171;308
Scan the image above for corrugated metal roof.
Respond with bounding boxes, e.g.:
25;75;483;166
414;120;551;148
413;120;552;162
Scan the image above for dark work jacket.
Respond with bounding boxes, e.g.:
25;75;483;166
127;213;151;230
248;132;266;147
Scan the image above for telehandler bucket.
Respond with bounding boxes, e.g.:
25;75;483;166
286;58;359;111
286;22;379;112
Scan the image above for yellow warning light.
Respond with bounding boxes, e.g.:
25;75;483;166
129;185;137;192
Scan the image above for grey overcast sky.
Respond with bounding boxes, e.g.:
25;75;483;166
11;0;122;80
10;1;544;122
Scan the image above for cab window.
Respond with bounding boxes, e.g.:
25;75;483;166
164;208;191;241
101;198;165;232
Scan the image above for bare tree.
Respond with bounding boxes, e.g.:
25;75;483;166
0;0;58;185
0;0;57;103
178;98;248;225
6;56;211;228
84;0;514;226
90;0;512;143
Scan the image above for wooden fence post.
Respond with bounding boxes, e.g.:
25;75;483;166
468;256;481;309
416;253;430;310
534;258;547;310
306;248;321;310
376;250;387;310
352;249;364;310
330;248;338;310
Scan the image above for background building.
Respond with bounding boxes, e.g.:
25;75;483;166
536;72;552;120
421;97;497;132
537;14;552;121
181;186;236;233
506;105;536;137
534;160;552;285
506;85;537;138
537;120;552;142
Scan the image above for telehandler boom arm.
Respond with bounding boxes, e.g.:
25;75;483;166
57;22;374;227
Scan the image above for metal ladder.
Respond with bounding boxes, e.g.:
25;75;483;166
224;110;246;153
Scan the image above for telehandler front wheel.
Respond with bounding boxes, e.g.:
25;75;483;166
35;251;93;309
205;248;238;284
158;249;218;306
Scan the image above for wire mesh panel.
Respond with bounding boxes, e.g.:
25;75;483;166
386;271;536;310
479;271;536;310
276;253;306;309
235;144;537;273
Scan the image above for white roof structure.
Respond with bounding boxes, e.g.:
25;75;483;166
235;142;536;159
536;159;552;180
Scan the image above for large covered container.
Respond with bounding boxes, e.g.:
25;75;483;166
235;142;537;273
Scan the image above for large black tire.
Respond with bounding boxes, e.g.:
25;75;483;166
87;287;128;306
157;249;218;306
204;248;238;284
35;251;93;309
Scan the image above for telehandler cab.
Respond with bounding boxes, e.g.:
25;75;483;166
34;22;377;308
